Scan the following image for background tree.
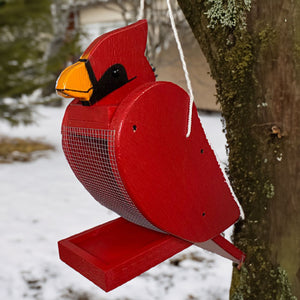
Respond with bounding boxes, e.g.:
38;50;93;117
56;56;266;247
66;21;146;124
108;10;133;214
177;0;299;299
0;0;51;124
0;0;52;98
0;0;80;125
42;0;81;99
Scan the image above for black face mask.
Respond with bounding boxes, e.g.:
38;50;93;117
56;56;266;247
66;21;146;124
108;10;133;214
78;59;136;106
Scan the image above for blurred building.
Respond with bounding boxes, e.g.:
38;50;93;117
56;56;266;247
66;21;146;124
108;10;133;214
66;1;219;111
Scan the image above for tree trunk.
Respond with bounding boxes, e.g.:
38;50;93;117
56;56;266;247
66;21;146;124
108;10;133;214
177;0;300;299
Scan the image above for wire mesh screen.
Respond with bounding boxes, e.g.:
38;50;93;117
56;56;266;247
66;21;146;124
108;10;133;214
62;126;159;232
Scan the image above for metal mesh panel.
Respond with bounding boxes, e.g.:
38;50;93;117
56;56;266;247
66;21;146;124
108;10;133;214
62;126;160;232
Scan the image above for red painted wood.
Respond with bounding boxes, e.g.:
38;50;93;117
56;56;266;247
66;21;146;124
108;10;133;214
57;20;245;291
60;21;241;245
111;81;240;242
81;19;155;98
211;235;246;263
58;218;191;292
62;98;117;130
62;81;240;243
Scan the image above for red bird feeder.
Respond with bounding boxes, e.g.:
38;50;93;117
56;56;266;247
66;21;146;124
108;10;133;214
56;20;245;292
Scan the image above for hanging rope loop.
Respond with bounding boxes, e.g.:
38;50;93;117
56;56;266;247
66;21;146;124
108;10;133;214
137;0;145;20
138;0;195;137
166;0;195;138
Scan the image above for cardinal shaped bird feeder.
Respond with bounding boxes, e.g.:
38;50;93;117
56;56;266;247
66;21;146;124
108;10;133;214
56;20;245;292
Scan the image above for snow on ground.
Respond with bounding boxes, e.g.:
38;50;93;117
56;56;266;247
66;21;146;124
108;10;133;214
0;103;234;300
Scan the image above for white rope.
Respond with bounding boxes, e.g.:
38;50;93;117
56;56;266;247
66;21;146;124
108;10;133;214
166;0;195;138
137;0;145;20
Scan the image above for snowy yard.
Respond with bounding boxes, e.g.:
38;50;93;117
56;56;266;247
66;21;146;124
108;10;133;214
0;103;234;300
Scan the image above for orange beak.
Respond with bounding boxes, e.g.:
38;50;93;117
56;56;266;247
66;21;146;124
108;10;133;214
56;61;93;102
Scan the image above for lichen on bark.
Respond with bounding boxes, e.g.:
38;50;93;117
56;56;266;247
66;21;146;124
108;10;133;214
205;0;251;29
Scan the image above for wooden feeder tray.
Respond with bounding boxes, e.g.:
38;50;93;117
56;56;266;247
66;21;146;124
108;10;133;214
58;218;191;292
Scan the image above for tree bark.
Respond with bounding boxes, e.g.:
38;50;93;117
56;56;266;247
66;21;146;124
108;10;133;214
177;0;300;299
